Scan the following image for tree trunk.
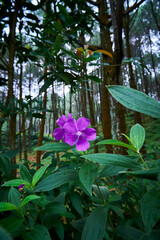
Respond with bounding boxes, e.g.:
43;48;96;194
98;0;113;153
36;66;47;169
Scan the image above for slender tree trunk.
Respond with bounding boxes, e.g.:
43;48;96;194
98;0;113;153
124;6;143;124
36;66;47;169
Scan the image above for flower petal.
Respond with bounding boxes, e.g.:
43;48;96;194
53;128;64;141
68;113;72;119
76;136;90;151
77;117;90;131
56;115;68;127
82;128;96;140
64;133;77;146
64;119;77;133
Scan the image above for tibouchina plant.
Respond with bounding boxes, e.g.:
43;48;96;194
53;114;96;151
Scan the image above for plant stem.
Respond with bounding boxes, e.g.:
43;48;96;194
137;151;149;169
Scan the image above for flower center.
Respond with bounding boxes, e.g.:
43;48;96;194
77;131;82;137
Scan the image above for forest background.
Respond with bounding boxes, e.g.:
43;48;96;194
0;0;160;166
1;0;160;240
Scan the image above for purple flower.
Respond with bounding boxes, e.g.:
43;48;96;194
53;113;72;141
18;184;24;191
63;117;96;151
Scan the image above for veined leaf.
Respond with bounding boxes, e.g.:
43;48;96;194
20;195;41;208
70;192;83;216
79;162;98;196
107;85;160;118
8;187;21;208
22;225;50;240
34;169;79;192
34;143;72;152
141;190;160;232
97;139;136;151
127;168;160;180
32;165;49;187
0;216;24;234
19;162;32;183
0;226;12;240
130;124;145;151
0;202;18;212
81;154;141;170
2;179;31;188
81;206;107;240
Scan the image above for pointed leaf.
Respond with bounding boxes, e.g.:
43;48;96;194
8;187;21;208
32;165;49;187
20;162;32;183
22;225;50;240
81;154;141;170
127;168;160;180
81;206;107;240
97;139;136;151
79;162;98;196
0;216;24;234
2;179;31;188
45;202;66;214
34;143;72;152
70;192;83;216
0;226;12;240
34;169;79;192
0;202;18;212
141;190;160;232
130;124;145;151
20;195;41;208
107;85;160;118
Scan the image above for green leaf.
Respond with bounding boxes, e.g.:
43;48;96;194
87;75;102;83
54;35;61;53
45;202;66;214
79;162;98;196
22;225;50;240
20;195;41;208
32;113;45;119
34;169;79;192
19;162;32;183
130;124;145;151
0;226;12;240
34;143;72;152
39;77;55;94
97;139;136;151
0;202;18;212
92;185;109;201
55;221;64;240
127;168;160;180
98;165;125;178
2;179;31;188
141;190;160;232
0;216;24;234
81;206;107;240
117;226;143;240
107;85;160;118
70;192;83;216
8;187;21;208
81;154;140;170
32;165;49;187
59;72;76;84
0;154;11;176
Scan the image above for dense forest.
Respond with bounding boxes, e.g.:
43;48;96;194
0;0;160;239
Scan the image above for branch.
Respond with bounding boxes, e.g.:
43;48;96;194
123;0;146;16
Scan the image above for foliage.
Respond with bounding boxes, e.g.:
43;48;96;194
0;86;160;239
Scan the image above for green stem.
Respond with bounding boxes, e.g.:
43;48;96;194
137;151;149;169
95;179;106;205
